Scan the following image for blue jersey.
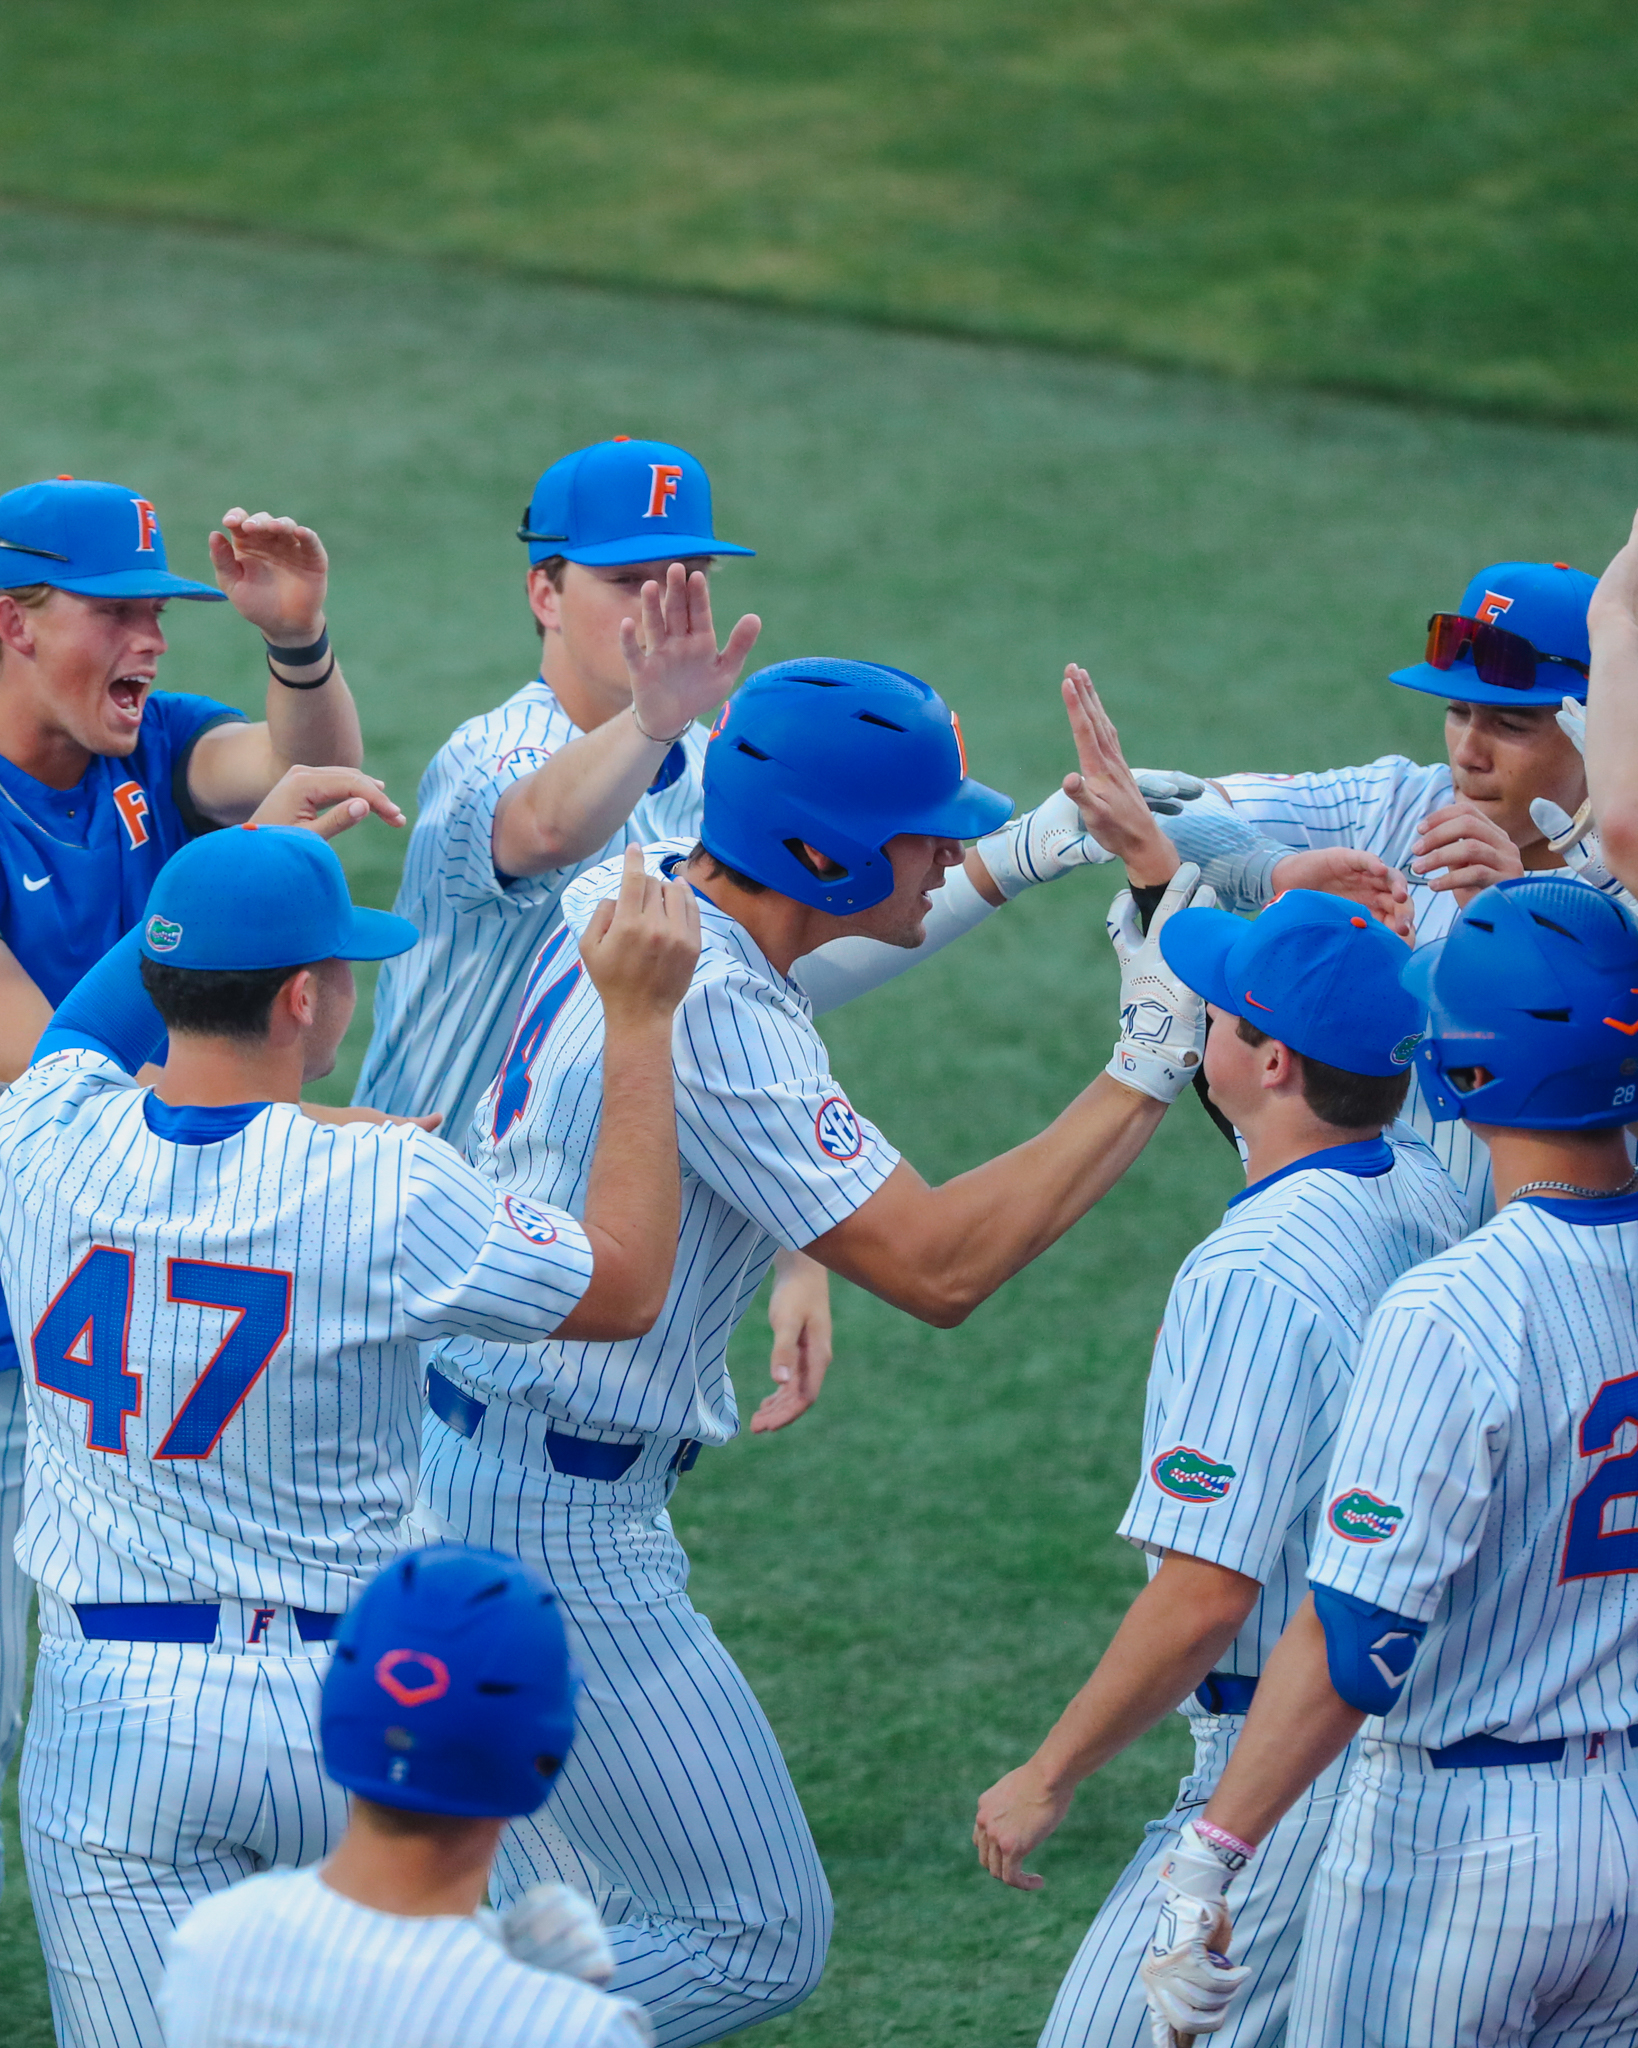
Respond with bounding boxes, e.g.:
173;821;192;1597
0;688;243;1369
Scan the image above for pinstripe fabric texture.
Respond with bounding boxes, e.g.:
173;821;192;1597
158;1866;651;2048
421;841;897;2041
1043;1133;1464;2048
0;1368;25;1900
354;680;707;1133
1040;1719;1355;2048
1218;758;1492;1222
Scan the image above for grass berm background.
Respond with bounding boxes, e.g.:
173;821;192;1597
0;4;1635;2041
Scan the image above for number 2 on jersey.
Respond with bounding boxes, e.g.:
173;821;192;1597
1562;1371;1638;1581
33;1249;292;1460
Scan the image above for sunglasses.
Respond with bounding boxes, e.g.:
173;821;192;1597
1425;612;1589;695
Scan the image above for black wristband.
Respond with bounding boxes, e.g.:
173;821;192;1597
268;650;337;690
1130;882;1168;935
263;625;330;669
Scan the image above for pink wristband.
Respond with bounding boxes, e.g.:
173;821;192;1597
1195;1818;1256;1864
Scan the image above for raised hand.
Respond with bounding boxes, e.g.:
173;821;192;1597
1270;845;1414;939
1107;864;1216;1104
209;510;330;641
248;764;406;839
620;562;761;742
578;845;702;1026
1411;799;1524;904
1061;665;1179;883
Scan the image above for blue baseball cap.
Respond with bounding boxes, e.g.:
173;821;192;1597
0;478;224;601
1159;890;1424;1077
1390;560;1596;707
140;826;418;970
518;437;753;567
322;1545;578;1819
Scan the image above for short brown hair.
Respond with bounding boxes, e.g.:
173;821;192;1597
350;1795;489;1843
527;556;568;640
688;841;767;894
0;582;55;610
1235;1016;1410;1130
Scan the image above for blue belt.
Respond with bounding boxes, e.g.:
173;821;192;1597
426;1365;700;1479
1429;1727;1638;1769
1194;1671;1259;1716
74;1603;338;1645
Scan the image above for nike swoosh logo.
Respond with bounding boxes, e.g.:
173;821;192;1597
22;873;51;892
1244;990;1273;1012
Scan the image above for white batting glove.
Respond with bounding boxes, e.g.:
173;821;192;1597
1141;777;1291;913
1140;1822;1253;2044
1556;695;1587;755
1530;797;1638;913
975;775;1213;900
1106;863;1214;1104
492;1882;617;1986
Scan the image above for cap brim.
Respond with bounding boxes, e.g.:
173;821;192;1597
892;778;1014;842
1157;905;1243;1011
339;907;421;961
553;535;755;565
46;569;227;601
1389;659;1580;708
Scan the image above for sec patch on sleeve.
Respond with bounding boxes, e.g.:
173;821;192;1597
1151;1446;1236;1503
1327;1488;1405;1542
814;1095;864;1163
503;1194;560;1247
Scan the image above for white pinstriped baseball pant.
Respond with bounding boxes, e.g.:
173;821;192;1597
419;1419;831;2048
1287;1735;1638;2047
20;1594;345;2048
0;1369;27;1898
1039;1710;1353;2048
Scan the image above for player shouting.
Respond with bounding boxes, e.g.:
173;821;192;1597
1136;558;1599;1225
1146;876;1638;2047
0;475;387;1901
0;827;698;2048
160;1545;651;2048
973;836;1464;2043
412;655;1215;2044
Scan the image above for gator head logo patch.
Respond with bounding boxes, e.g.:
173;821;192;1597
1151;1446;1236;1503
144;914;183;953
1391;1032;1422;1067
1328;1488;1405;1543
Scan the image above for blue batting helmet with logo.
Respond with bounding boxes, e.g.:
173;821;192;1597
1401;877;1638;1130
320;1545;577;1819
699;657;1013;913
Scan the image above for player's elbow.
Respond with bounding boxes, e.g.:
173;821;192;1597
890;1267;986;1329
554;1243;672;1341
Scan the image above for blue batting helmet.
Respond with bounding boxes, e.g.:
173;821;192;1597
1402;877;1638;1130
699;658;1013;913
321;1545;577;1819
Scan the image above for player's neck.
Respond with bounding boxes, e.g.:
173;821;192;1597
0;673;95;788
154;1033;307;1109
1481;1126;1635;1206
538;642;627;735
1238;1106;1383;1191
319;1811;507;1919
684;855;830;976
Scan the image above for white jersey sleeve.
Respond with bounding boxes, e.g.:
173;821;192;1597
1216;757;1454;869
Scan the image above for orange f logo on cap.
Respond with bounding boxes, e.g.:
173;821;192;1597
1476;590;1514;624
131;498;159;552
645;464;683;519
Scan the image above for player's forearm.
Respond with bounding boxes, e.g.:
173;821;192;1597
814;1075;1164;1325
1033;1555;1260;1795
492;712;676;878
1586;612;1638;891
554;1016;682;1340
261;654;364;772
1199;1599;1364;1848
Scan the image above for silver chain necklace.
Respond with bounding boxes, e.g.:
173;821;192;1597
1510;1166;1638;1203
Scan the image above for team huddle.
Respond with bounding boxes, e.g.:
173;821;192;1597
2;445;1638;2048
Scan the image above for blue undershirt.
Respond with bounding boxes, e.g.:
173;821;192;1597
1227;1134;1394;1209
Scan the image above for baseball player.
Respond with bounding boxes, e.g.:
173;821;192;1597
412;654;1216;2044
0;824;698;2048
159;1544;652;2048
1586;506;1638;893
1136;559;1599;1225
973;878;1465;2048
1146;874;1638;2047
0;475;387;1899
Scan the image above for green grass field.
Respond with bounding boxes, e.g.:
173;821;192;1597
0;200;1636;2045
1;1;1636;425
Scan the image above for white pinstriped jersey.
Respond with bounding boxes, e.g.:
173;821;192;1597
1310;1188;1638;1747
0;1051;593;1608
159;1867;650;2048
355;680;707;1135
426;840;899;1450
1120;1127;1465;1674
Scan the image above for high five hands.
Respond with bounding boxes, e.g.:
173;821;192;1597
620;562;761;741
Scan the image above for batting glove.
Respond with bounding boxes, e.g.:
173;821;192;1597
1106;863;1214;1104
1557;695;1588;756
491;1882;617;1986
1139;776;1291;913
1530;797;1638;914
1140;1821;1253;2044
975;775;1214;901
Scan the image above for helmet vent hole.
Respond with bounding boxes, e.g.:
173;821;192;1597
783;838;848;882
734;740;770;761
1530;912;1578;940
1527;1008;1571;1022
1465;918;1495;932
475;1680;521;1695
468;1577;510;1607
855;711;905;732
